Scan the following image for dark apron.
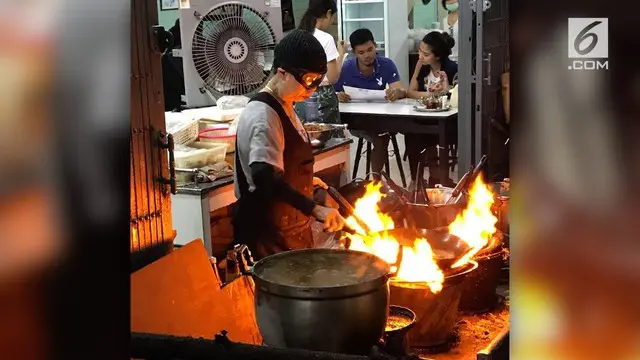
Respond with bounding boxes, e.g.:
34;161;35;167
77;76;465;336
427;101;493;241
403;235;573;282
233;92;315;260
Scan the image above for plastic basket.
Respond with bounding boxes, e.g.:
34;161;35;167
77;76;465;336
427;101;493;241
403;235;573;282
199;128;236;153
166;113;199;146
175;142;228;169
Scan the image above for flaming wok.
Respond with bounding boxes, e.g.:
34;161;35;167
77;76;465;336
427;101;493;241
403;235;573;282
359;227;472;270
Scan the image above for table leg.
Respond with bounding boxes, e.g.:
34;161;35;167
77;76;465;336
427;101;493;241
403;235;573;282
438;118;451;185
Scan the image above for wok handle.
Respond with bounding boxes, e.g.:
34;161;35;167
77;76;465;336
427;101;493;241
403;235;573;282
326;186;372;234
342;225;356;235
327;186;353;212
471;155;488;180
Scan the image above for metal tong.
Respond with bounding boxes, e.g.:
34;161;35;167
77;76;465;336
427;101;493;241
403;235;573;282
446;155;487;205
379;171;418;229
380;171;411;204
326;186;372;235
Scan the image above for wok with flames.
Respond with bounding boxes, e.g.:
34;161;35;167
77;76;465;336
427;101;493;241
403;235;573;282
364;227;472;270
340;173;505;346
342;173;501;293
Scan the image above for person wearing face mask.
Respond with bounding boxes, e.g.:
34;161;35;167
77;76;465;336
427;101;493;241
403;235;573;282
442;0;459;63
294;0;347;124
406;31;458;188
233;29;347;260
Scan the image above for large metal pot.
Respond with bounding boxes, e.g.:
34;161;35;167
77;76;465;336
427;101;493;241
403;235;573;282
249;248;392;355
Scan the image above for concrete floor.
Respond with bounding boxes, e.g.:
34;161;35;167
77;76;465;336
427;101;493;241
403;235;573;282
346;133;459;188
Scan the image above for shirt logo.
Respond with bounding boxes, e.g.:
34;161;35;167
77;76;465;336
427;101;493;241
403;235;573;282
376;77;382;86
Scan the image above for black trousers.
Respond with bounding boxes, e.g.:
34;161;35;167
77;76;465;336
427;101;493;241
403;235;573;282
405;117;458;183
405;134;440;181
351;131;390;175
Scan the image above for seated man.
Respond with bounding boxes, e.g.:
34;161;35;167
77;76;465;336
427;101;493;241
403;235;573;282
334;28;406;178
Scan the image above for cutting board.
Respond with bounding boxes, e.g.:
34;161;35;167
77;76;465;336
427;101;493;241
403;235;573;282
131;240;262;344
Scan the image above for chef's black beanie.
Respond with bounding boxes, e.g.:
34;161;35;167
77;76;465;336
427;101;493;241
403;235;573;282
273;29;327;74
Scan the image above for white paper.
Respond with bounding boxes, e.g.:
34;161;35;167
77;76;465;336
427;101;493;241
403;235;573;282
343;85;387;102
269;0;281;7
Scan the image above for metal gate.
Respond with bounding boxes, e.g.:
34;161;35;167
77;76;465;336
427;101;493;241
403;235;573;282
457;0;509;180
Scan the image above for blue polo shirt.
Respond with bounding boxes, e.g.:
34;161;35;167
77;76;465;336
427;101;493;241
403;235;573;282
334;55;401;92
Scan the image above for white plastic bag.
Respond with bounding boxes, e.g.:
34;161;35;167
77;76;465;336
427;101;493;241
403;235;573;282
449;84;458;109
216;95;250;110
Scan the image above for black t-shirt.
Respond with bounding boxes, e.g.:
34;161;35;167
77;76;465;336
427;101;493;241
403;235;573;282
281;0;295;32
161;53;185;112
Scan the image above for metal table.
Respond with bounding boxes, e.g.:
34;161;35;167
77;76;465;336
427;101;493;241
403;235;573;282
339;100;458;184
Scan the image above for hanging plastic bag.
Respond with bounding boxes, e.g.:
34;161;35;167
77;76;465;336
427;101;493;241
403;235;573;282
216;95;250;110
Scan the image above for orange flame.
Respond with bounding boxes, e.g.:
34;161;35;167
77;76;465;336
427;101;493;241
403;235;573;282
344;175;498;294
345;182;394;234
448;174;498;267
345;183;444;293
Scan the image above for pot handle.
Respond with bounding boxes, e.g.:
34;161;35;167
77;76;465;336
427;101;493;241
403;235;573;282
242;265;255;276
232;244;256;275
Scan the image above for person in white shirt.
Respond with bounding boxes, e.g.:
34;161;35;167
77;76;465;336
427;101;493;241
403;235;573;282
441;0;459;63
294;0;348;124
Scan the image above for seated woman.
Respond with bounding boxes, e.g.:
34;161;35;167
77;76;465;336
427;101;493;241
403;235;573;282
294;0;347;124
405;31;458;188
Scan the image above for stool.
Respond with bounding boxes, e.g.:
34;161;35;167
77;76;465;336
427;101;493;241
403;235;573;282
448;143;458;172
352;134;407;187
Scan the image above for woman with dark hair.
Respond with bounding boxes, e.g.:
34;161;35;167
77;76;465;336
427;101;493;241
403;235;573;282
409;31;457;98
441;0;459;63
405;31;458;188
294;0;347;124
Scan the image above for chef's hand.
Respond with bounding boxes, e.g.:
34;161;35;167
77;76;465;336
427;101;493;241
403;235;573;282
313;177;328;189
337;92;351;103
385;87;404;102
312;205;346;232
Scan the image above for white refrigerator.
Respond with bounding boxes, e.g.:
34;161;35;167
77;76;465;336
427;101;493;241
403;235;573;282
337;0;410;88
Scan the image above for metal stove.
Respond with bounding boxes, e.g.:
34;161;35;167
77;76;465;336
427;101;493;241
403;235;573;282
131;321;508;360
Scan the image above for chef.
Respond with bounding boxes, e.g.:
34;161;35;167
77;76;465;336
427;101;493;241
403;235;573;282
233;29;347;260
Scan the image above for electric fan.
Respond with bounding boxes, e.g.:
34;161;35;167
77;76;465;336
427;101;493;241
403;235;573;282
180;1;284;107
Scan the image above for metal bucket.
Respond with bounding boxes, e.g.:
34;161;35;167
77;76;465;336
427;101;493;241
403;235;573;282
383;305;417;356
459;248;507;313
389;261;478;347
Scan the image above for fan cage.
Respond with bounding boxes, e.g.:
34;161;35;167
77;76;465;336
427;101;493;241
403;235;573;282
191;2;277;98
